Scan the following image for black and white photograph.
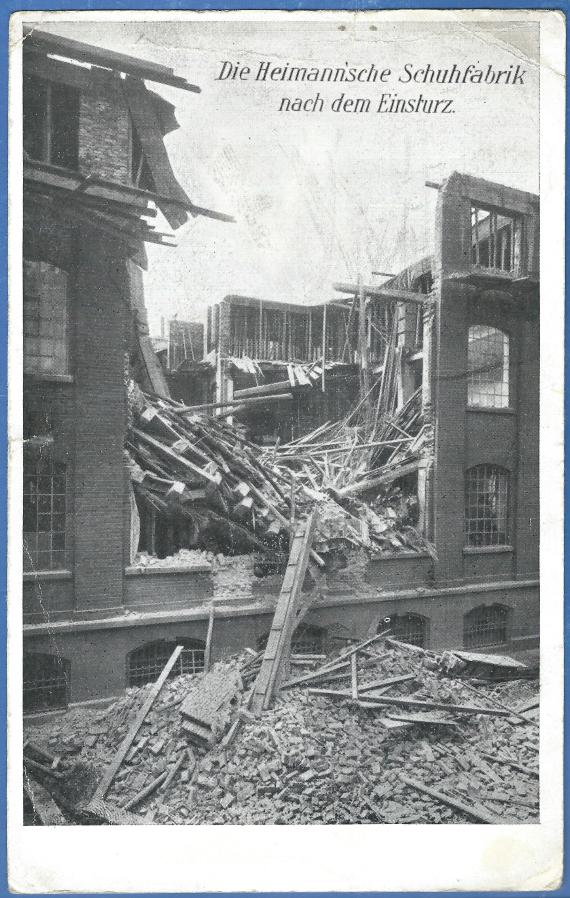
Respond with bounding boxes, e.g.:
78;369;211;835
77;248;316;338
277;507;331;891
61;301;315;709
8;8;564;892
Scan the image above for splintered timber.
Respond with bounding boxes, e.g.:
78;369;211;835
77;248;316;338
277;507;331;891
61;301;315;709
216;60;527;85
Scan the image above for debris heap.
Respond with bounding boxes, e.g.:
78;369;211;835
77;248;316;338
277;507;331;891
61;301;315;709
126;382;434;561
24;636;538;827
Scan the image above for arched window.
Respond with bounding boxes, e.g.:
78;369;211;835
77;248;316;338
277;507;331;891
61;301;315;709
127;638;205;688
465;465;510;547
23;450;67;571
23;652;70;712
24;260;70;375
467;325;509;408
380;613;427;648
464;604;509;648
257;624;327;656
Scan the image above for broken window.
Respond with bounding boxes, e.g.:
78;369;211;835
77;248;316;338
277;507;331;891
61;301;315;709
24;260;70;376
471;204;523;274
383;613;427;648
463;604;508;649
23;450;67;571
467;325;510;408
23;75;80;170
465;464;509;547
127;638;205;688
23;653;70;712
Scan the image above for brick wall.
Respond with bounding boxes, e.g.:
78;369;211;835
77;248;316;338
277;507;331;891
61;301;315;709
78;70;131;184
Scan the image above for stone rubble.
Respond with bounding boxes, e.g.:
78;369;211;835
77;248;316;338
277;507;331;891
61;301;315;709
24;640;539;826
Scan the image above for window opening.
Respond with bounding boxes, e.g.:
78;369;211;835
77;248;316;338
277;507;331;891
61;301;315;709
257;623;327;655
471;204;523;274
24;75;80;170
23;450;66;571
23;653;70;712
24;260;70;376
464;604;508;648
127;638;205;688
467;325;509;408
381;613;426;648
465;465;509;547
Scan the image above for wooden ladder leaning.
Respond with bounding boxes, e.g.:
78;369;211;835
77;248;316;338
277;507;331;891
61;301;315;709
251;508;319;715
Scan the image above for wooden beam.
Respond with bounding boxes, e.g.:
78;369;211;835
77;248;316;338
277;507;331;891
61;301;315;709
358;694;511;717
333;282;425;306
92;645;184;801
400;774;500;824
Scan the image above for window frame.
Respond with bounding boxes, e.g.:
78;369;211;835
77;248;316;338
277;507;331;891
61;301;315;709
23;74;81;171
23;258;72;379
23;652;71;713
23;449;69;573
464;464;511;549
463;603;510;649
467;323;511;410
126;638;206;688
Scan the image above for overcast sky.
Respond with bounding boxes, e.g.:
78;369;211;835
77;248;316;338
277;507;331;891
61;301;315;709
36;15;539;335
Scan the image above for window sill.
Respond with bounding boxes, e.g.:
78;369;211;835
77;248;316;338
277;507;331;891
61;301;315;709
125;563;212;576
24;373;74;384
463;546;513;556
466;405;515;415
24;569;73;581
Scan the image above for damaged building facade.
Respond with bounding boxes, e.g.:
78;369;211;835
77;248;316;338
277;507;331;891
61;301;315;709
21;33;539;711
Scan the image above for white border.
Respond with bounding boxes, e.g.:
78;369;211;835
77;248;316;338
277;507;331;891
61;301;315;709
7;9;565;892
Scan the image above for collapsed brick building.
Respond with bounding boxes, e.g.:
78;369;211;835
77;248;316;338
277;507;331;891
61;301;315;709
21;31;539;712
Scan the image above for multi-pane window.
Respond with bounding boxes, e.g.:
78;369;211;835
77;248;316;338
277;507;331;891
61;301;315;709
127;638;205;688
23;653;70;712
467;325;510;408
23;75;80;170
23;452;67;571
465;465;510;547
464;604;508;648
24;260;70;375
383;613;427;648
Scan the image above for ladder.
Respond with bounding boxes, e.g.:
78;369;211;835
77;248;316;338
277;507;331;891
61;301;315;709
251;509;319;715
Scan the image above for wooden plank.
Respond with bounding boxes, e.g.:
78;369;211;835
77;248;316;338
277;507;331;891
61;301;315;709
350;652;359;701
92;645;184;801
204;605;215;673
400;774;501;824
123;770;169;810
24;776;67;825
358;694;511;717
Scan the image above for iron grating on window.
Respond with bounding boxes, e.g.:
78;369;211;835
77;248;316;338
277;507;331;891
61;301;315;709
465;464;510;547
23;653;70;713
381;613;427;648
257;623;327;656
467;325;510;408
24;260;70;376
464;604;508;649
127;639;205;688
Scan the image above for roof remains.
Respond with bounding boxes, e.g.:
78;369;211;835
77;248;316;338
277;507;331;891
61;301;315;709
22;25;201;92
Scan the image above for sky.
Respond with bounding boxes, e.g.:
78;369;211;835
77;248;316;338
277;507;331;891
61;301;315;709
35;15;539;335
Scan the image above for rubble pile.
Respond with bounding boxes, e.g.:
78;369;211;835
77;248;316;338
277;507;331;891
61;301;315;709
126;382;434;562
24;637;539;826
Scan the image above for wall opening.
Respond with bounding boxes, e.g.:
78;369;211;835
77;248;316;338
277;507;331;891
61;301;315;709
127;637;205;688
463;603;509;648
471;204;523;274
381;613;427;648
23;448;67;571
465;464;510;547
467;325;510;408
257;623;327;655
23;652;70;713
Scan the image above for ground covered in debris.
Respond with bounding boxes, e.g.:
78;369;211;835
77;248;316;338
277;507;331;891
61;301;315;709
24;638;539;826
